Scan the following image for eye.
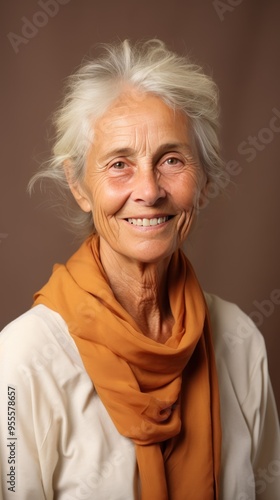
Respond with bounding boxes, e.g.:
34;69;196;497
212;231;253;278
165;157;181;165
111;161;126;170
161;155;184;168
107;159;133;177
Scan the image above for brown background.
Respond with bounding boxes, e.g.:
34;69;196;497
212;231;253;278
1;0;279;413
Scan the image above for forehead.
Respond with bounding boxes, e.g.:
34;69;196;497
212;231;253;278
91;91;190;151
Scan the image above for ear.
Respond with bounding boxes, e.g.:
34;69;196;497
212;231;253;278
196;175;210;210
64;161;92;213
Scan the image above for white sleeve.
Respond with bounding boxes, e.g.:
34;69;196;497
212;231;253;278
205;292;280;499
0;313;59;500
241;340;280;500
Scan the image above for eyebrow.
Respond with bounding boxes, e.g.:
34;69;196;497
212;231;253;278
99;143;193;164
154;143;193;159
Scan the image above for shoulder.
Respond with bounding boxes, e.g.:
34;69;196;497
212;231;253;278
1;304;63;340
204;292;267;404
205;291;266;356
0;305;83;380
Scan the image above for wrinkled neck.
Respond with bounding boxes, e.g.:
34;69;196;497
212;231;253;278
100;244;174;343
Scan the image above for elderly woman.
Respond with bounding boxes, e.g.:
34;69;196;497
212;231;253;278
0;39;279;500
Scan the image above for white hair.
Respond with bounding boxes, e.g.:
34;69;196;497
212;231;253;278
29;39;225;238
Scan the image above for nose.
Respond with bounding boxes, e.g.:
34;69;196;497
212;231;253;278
132;168;166;205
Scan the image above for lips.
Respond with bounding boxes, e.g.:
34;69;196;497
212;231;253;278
126;216;172;227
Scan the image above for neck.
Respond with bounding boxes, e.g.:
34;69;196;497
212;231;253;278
99;242;174;343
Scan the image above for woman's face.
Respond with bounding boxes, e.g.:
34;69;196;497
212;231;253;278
72;90;205;265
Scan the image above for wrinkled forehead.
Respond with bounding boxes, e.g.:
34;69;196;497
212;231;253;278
91;90;190;148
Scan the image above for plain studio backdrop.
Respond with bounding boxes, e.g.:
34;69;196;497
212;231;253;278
1;0;280;414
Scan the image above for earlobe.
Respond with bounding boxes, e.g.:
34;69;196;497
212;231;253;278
196;176;210;210
197;189;208;210
69;183;92;213
63;161;92;213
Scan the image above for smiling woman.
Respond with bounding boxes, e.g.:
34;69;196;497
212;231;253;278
67;91;201;266
28;39;224;239
0;39;279;500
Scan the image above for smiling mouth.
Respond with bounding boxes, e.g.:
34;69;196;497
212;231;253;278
126;216;173;227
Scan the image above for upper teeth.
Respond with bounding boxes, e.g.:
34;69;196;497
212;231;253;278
127;217;168;226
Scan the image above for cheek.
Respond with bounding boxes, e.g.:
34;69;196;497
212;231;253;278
171;174;201;210
88;179;129;224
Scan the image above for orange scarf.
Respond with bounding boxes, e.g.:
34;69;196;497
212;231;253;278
33;235;221;499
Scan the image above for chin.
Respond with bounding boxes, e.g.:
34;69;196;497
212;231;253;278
123;241;177;265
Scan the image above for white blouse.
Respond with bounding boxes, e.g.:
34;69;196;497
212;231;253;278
0;293;279;500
